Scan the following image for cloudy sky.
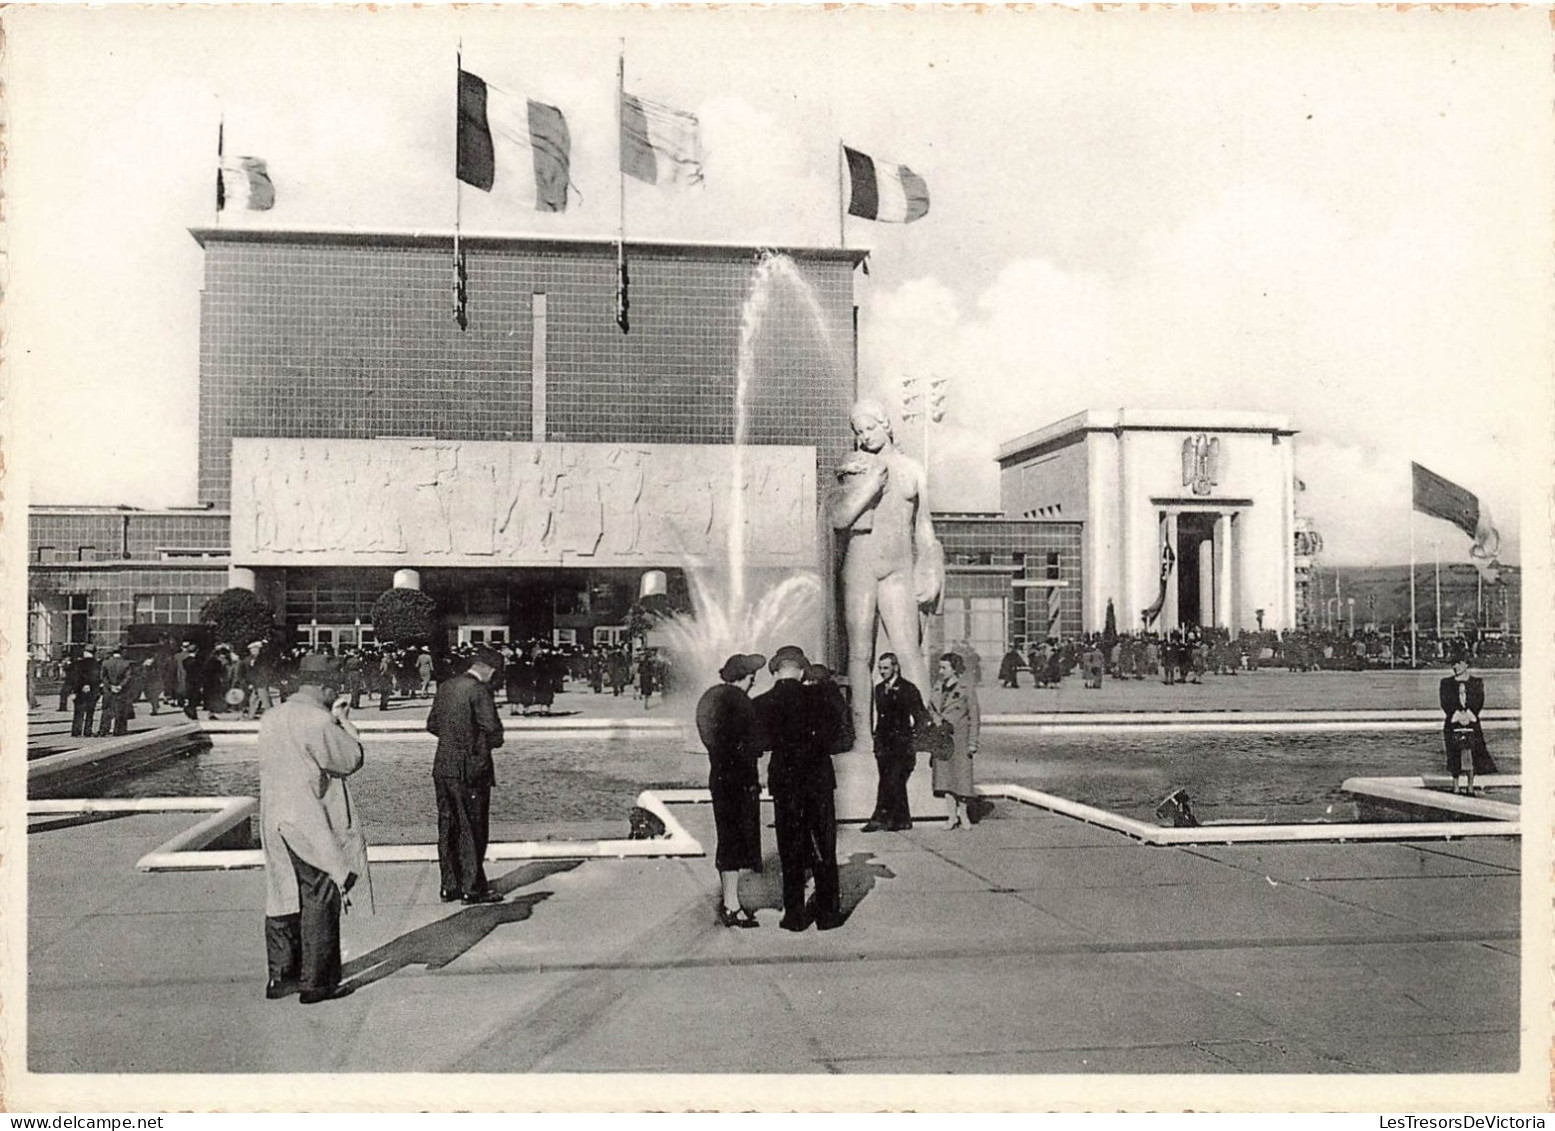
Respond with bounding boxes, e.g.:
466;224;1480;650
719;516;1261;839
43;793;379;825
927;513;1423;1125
7;5;1550;566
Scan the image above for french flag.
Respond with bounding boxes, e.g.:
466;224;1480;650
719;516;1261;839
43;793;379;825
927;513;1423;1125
844;145;929;224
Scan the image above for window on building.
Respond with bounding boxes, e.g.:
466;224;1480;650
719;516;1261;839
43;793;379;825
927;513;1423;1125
1046;552;1061;580
553;587;588;616
36;546;57;563
134;593;205;624
67;594;91;646
77;546;98;562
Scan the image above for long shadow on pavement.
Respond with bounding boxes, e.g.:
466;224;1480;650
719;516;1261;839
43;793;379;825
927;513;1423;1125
740;850;894;925
342;859;581;990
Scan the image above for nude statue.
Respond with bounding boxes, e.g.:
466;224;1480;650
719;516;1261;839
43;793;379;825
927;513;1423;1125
830;399;944;749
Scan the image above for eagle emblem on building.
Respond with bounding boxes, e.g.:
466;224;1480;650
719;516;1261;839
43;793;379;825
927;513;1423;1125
1181;434;1222;496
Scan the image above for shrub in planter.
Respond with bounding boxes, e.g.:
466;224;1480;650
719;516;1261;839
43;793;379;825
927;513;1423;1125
372;588;438;647
200;588;276;648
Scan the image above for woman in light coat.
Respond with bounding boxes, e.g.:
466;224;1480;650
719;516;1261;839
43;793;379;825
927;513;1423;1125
930;652;981;829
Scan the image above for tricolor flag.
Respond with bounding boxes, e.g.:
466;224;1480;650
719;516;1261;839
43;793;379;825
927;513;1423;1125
457;69;571;213
1411;462;1502;571
217;156;276;212
844;145;929;224
620;92;704;187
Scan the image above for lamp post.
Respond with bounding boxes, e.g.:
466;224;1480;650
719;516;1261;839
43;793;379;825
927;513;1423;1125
1346;597;1355;637
899;374;949;492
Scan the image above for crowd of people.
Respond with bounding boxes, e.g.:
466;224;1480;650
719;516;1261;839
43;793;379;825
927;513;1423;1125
995;626;1521;691
43;636;684;733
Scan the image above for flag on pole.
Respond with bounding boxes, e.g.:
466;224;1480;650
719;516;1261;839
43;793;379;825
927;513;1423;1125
217;156;276;212
843;145;929;223
457;68;571;212
1411;462;1501;571
620;92;704;186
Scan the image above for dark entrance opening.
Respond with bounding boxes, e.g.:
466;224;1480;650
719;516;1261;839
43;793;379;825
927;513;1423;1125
1175;513;1215;628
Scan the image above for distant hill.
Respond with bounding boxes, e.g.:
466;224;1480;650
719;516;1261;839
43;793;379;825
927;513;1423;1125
1308;563;1520;633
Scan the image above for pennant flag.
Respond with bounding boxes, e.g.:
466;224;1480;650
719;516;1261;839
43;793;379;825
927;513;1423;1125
458;69;571;212
1141;539;1176;628
620;92;704;186
844;145;929;224
1412;462;1502;566
453;243;469;331
217;156;276;212
615;247;630;334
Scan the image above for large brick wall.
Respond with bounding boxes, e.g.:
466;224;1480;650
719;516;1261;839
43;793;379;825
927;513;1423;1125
194;231;861;508
30;510;230;563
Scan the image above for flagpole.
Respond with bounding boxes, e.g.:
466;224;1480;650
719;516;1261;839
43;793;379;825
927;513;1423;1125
618;42;625;248
1409;506;1417;668
615;42;632;334
1433;538;1442;638
454;43;464;329
215;115;224;226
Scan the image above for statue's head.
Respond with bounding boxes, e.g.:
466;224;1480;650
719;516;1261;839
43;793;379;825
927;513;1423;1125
850;399;893;453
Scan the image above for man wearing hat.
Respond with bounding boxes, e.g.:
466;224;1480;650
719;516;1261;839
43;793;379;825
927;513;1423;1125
695;653;767;928
66;646;102;737
259;652;368;1004
754;645;844;931
426;645;506;904
96;645;134;737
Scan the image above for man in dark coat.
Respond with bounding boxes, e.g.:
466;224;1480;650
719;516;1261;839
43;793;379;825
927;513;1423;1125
176;641;202;719
998;645;1024;689
66;646;102;737
96;646;134;737
426;645;506;904
865;652;926;832
1440;655;1497;794
695;653;767;928
754;645;843;932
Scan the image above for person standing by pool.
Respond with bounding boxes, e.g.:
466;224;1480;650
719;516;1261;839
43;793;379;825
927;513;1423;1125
755;645;844;932
1440;653;1497;795
864;652;925;833
638;648;658;710
96;646;133;737
66;646;101;737
259;652;369;1004
695;653;767;928
426;645;506;905
930;652;981;830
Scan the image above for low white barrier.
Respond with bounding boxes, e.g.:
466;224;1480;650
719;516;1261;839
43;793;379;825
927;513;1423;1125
974;782;1519;846
28;790;702;872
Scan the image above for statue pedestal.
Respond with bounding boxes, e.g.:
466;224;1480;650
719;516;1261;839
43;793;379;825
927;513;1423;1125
832;747;941;823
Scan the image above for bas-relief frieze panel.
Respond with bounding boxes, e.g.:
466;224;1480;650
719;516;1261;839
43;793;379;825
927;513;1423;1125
232;439;816;568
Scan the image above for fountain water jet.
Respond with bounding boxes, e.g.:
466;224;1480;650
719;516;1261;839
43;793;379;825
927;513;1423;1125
656;252;838;706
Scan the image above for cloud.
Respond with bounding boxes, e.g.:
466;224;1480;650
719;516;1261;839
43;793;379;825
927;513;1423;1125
859;180;1529;564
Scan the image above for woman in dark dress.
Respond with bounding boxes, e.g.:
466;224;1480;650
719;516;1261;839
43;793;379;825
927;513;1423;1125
694;654;767;927
1440;655;1497;794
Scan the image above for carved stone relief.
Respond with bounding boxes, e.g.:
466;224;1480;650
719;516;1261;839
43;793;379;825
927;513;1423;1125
231;438;816;568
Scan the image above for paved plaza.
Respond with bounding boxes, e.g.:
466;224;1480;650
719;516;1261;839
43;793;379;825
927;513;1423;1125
22;667;1531;1093
27;796;1522;1078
